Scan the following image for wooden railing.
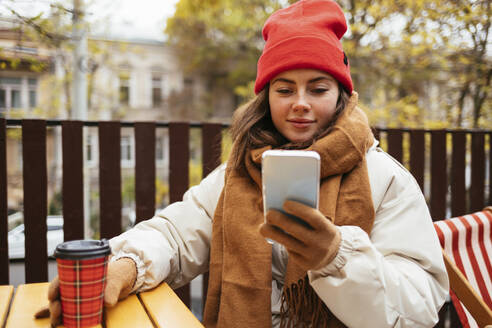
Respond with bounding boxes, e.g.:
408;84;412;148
1;118;491;327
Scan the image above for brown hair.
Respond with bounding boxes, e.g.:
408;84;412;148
229;83;351;173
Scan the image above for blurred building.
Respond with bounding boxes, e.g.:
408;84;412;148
0;17;232;217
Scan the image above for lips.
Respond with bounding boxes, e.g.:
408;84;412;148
287;118;315;129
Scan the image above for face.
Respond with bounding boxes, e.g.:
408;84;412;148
268;68;340;143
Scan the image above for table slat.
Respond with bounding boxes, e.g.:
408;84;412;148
0;285;13;327
5;283;101;328
139;283;204;328
105;294;153;328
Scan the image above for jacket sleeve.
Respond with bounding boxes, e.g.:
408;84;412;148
307;148;449;328
109;164;226;292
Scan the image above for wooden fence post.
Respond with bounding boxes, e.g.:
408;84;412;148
387;129;403;164
430;130;447;220
200;123;223;311
409;129;425;192
470;132;485;212
62;121;84;241
22;120;48;283
135;122;156;223
0;119;8;284
99;122;122;239
169;122;190;307
451;131;466;217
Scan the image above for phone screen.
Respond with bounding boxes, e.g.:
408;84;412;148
262;150;320;219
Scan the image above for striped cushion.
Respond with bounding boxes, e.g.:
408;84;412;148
434;210;492;328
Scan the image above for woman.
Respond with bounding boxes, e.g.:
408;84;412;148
42;1;448;327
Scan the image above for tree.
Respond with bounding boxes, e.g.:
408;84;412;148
166;0;491;128
433;0;491;128
0;1;123;119
165;0;296;116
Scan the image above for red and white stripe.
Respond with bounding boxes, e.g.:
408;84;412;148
434;210;492;328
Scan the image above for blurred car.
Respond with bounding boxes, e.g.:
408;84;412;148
8;216;64;260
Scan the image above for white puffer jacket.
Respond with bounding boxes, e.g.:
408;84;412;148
110;141;449;328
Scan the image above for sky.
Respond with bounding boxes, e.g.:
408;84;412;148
0;0;180;41
87;0;180;41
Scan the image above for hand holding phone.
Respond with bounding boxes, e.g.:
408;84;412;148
261;150;320;222
260;150;341;268
260;200;342;271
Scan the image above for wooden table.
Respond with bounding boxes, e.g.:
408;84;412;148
0;282;204;328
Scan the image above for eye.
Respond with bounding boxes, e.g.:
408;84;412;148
275;88;292;95
311;88;328;94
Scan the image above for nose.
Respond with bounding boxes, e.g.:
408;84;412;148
292;92;311;112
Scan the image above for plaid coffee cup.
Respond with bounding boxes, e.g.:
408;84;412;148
55;239;111;328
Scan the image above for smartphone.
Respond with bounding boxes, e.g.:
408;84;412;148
261;150;320;227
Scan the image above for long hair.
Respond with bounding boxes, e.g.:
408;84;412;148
229;83;351;173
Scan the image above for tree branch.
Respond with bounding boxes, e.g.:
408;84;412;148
6;6;70;47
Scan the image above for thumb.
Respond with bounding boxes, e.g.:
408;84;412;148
35;276;61;321
103;257;137;307
47;276;60;301
104;278;122;307
49;300;62;327
34;305;50;319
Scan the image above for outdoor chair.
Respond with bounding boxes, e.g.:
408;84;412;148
434;207;492;328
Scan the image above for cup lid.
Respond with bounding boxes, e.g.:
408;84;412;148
54;239;111;259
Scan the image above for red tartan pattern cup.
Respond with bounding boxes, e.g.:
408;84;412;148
54;239;111;328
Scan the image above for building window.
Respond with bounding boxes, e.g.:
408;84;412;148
86;135;93;162
1;77;21;84
119;73;130;106
11;89;21;108
85;133;98;166
0;77;21;112
28;78;37;108
156;136;165;162
0;77;37;112
18;139;23;167
29;90;36;108
152;75;162;107
183;77;194;86
120;136;134;167
0;89;6;110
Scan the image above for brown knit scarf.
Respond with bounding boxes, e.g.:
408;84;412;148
203;93;375;328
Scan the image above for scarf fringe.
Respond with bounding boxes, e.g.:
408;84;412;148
279;276;332;328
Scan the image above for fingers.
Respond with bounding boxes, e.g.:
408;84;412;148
259;222;306;252
34;305;50;319
283;200;328;230
287;251;309;268
104;279;121;307
259;226;311;269
49;299;62;327
265;209;314;244
35;276;61;325
47;276;60;301
104;258;137;307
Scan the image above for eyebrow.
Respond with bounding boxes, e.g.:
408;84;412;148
271;76;335;85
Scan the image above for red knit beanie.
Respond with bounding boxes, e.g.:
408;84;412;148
254;0;352;94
